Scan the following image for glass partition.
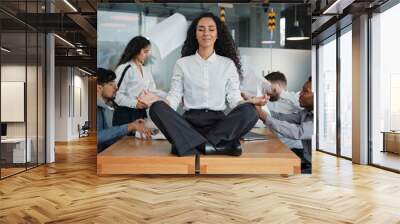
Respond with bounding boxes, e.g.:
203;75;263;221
370;3;400;171
339;27;352;158
317;35;337;155
0;1;46;179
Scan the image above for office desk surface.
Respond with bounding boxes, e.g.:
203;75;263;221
97;128;300;175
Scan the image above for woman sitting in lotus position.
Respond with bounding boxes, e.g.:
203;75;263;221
138;13;268;156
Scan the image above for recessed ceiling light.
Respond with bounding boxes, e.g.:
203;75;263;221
1;47;11;53
63;0;78;12
323;0;355;15
78;67;92;76
110;15;139;22
261;40;276;44
54;34;75;48
286;37;310;41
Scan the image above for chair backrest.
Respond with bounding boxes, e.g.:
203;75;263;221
82;121;90;129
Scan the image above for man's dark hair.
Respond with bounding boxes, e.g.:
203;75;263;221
308;76;312;82
265;71;287;86
97;68;116;85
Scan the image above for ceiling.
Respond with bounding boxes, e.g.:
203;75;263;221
0;0;97;73
0;0;393;72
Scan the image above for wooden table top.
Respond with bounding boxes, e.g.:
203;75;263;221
99;128;297;160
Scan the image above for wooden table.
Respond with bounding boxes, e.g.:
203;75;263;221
382;131;400;154
97;128;301;175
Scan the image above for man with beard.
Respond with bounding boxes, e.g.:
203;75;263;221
264;71;302;114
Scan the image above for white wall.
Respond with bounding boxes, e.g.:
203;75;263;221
1;64;46;164
54;67;89;141
1;65;42;138
71;74;89;138
55;67;69;141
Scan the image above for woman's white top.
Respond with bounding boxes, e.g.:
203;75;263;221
114;61;157;108
166;51;243;111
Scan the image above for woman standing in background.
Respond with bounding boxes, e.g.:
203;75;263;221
112;36;157;130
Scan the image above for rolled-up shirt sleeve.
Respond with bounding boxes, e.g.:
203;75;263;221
166;63;184;110
226;61;243;108
270;111;302;124
97;124;129;145
265;115;313;140
97;108;129;151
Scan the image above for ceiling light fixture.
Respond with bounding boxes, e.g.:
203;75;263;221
54;34;75;48
286;6;310;41
323;0;355;15
63;0;78;12
1;47;11;53
261;40;276;44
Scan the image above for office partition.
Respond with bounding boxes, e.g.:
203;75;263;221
0;0;47;179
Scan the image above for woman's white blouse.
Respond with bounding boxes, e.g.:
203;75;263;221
166;51;243;111
114;61;157;108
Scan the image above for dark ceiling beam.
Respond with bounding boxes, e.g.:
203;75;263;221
85;0;97;11
99;0;307;2
12;13;82;32
66;13;97;46
55;55;96;69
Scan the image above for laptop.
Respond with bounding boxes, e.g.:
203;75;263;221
241;131;269;141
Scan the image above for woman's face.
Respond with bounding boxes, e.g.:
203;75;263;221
196;17;218;49
135;45;151;64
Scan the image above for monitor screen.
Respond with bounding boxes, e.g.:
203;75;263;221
1;123;7;137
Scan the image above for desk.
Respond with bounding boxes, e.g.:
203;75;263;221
97;128;301;175
1;138;32;163
382;131;400;154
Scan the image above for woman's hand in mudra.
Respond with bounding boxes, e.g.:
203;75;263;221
138;90;161;107
247;94;269;106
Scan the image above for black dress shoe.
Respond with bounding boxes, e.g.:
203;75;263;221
301;162;312;174
204;142;242;156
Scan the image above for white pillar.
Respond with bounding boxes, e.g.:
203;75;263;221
46;32;55;163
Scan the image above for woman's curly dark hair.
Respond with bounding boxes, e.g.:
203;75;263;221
181;12;242;79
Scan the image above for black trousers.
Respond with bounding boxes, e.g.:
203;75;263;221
112;106;147;135
149;101;259;156
291;148;312;174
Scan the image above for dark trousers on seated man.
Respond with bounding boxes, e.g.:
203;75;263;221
149;101;259;156
291;147;311;174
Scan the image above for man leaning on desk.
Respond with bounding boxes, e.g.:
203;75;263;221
253;77;314;174
97;68;152;153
